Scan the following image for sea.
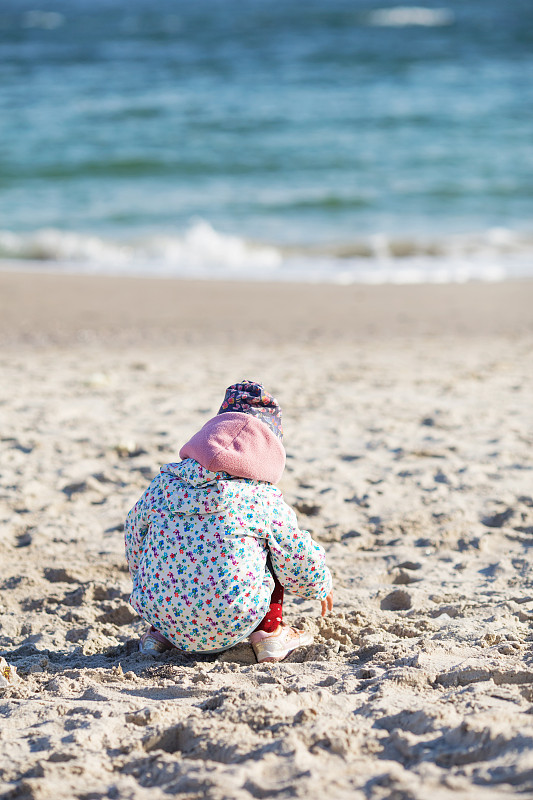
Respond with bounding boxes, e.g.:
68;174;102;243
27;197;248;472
1;0;532;284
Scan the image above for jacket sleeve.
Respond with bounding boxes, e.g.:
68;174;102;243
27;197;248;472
124;483;153;578
266;494;332;600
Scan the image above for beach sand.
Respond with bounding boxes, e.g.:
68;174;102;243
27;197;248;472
1;272;533;800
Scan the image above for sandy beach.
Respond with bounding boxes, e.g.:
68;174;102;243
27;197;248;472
1;272;533;800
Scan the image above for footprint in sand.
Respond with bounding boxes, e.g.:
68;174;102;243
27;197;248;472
380;589;412;611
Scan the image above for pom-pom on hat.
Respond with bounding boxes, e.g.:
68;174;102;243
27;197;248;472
218;380;283;440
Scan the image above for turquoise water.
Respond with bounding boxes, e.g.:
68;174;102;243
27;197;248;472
1;0;532;282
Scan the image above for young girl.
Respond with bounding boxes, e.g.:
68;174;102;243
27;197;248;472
124;380;333;663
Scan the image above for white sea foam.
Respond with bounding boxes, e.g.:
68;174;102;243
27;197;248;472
0;222;531;285
367;7;454;27
22;10;65;30
0;222;282;274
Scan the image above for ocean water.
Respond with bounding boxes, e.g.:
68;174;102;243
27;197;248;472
0;0;532;283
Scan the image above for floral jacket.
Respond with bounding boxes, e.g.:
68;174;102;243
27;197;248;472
125;458;331;652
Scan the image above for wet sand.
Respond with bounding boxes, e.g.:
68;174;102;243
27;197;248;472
1;271;532;344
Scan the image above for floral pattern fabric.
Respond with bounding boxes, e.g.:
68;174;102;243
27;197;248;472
125;459;331;652
217;380;283;439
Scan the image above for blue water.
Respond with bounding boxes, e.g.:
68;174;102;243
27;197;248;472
1;0;532;282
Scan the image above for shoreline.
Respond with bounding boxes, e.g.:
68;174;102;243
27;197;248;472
1;271;532;345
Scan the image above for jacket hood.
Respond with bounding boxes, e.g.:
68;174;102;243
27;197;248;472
179;412;286;484
158;459;242;516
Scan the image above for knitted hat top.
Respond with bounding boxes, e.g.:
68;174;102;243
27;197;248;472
217;380;283;440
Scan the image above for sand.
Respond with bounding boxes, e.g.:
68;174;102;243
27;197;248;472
1;272;533;800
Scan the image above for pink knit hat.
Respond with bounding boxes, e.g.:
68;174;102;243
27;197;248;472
179;411;286;484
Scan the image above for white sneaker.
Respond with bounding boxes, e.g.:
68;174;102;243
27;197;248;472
249;624;313;663
139;627;175;656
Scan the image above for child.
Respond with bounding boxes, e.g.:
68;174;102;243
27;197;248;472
124;380;333;663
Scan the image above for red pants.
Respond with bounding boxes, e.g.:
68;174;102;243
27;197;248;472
255;568;284;633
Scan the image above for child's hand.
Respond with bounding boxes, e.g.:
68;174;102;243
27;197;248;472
321;592;333;617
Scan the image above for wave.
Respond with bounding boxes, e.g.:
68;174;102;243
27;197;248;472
0;222;282;273
367;7;454;27
22;10;65;30
0;222;532;285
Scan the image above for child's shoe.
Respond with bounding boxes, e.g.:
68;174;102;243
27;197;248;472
249;624;313;663
139;626;175;656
